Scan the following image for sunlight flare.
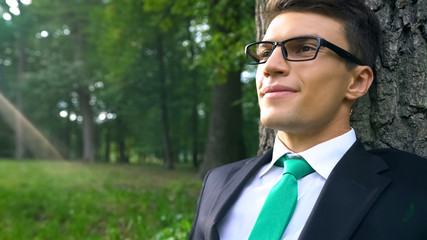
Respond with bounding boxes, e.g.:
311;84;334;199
0;92;64;160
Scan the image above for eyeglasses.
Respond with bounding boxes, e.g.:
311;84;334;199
245;36;365;66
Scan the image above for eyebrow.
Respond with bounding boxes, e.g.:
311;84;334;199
262;34;322;42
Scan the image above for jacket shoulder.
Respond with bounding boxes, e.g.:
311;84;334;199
368;148;427;167
368;147;427;188
189;153;270;240
206;156;259;180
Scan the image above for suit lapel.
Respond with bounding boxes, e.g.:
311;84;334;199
206;150;272;237
299;140;391;240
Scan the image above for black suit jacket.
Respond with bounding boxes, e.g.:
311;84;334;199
190;140;427;240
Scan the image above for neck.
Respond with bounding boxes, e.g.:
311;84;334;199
277;122;351;153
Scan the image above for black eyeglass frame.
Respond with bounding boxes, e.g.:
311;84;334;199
245;36;365;66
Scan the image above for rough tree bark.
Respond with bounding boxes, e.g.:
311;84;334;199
257;0;427;158
352;0;427;157
256;0;277;155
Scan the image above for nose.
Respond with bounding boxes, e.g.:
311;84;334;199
262;46;290;78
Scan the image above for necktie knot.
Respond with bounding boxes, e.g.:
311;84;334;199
249;154;315;239
275;154;314;180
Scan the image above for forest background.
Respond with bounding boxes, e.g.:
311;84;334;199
1;1;259;238
0;0;426;178
0;0;258;176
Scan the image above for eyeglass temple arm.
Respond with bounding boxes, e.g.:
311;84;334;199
321;40;365;66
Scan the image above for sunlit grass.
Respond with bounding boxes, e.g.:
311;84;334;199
0;160;201;240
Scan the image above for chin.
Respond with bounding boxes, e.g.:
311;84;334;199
260;113;287;130
260;111;305;133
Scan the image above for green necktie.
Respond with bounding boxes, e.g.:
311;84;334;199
248;154;314;240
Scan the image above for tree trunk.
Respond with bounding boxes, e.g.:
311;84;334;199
191;79;200;168
199;71;246;177
256;0;427;158
191;76;200;168
113;117;128;163
256;0;275;155
351;0;427;158
105;127;111;162
157;35;174;170
72;25;96;162
118;137;128;163
77;87;96;162
15;42;26;160
187;20;200;168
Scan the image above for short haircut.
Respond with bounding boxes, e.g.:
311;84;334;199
266;0;381;69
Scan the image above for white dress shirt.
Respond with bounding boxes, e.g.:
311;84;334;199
218;129;357;240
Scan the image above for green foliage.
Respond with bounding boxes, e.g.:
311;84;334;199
0;160;201;239
201;0;256;80
0;0;259;164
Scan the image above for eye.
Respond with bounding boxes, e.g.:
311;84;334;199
298;45;317;53
257;46;273;60
247;42;275;64
285;38;319;60
261;50;272;58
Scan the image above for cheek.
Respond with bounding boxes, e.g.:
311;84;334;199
302;61;350;91
302;73;350;113
255;66;265;89
298;63;348;98
256;78;261;91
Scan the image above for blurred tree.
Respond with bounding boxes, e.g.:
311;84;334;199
0;0;260;167
0;2;29;159
0;14;15;157
91;0;211;167
23;0;103;161
197;0;255;176
0;1;40;159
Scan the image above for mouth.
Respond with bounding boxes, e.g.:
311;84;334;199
260;85;298;98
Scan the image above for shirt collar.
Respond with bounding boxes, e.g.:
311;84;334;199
260;129;356;179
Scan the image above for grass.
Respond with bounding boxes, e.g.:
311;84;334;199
0;160;202;240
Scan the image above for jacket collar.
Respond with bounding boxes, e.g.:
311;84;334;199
299;140;390;240
205;149;273;238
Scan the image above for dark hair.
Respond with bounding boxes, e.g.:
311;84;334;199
265;0;381;69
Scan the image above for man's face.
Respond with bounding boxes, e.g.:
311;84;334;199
257;11;356;136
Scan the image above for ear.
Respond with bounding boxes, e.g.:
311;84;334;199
345;66;374;101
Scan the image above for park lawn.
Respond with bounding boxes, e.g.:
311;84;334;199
0;160;202;240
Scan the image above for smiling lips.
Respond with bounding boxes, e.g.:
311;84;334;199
260;85;298;98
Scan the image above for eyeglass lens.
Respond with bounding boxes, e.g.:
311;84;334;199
247;38;320;64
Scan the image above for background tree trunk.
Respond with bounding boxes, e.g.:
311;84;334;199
199;71;246;177
14;42;26;159
72;27;96;162
157;34;174;170
256;0;276;155
104;127;111;162
77;87;96;162
188;21;200;169
257;0;427;158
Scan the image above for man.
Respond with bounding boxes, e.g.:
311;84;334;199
190;0;427;239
